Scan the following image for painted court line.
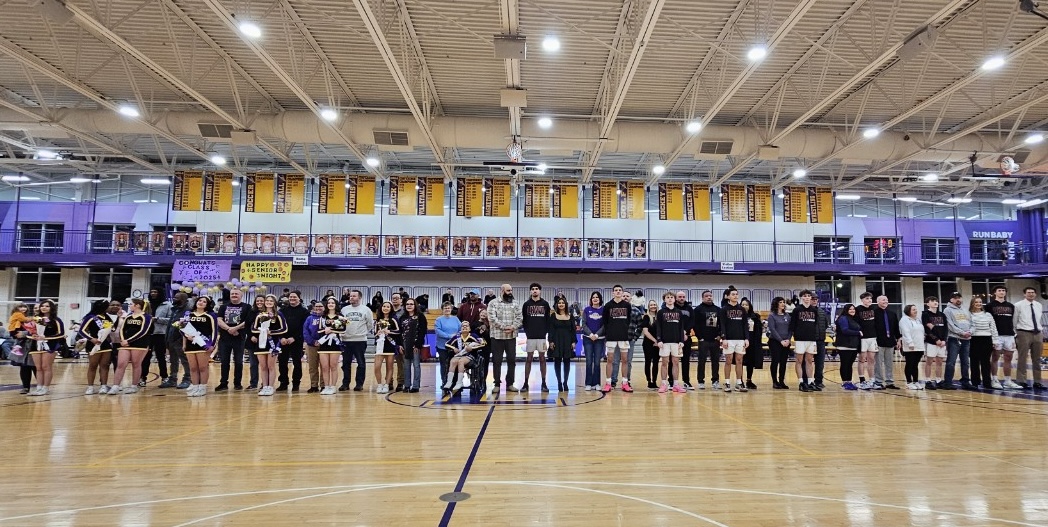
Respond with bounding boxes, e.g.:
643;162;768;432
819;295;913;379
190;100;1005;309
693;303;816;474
438;404;495;526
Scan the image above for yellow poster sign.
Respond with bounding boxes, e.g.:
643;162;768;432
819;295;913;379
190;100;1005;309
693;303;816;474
240;260;293;283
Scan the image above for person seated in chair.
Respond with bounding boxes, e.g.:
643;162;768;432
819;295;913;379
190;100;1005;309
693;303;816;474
443;321;486;394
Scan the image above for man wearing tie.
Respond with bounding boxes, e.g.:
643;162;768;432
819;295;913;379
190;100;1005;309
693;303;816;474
1013;286;1045;390
873;295;901;390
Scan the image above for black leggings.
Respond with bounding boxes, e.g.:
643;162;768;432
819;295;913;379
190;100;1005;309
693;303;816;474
643;342;659;384
838;349;857;382
20;364;36;389
552;357;571;384
768;339;790;383
970;336;994;387
903;351;923;383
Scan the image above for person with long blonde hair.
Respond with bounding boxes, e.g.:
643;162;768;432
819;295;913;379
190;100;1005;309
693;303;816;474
251;294;287;396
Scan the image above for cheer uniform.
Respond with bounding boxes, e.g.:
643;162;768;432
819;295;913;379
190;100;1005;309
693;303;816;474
374;316;401;355
119;313;154;351
183;311;219;354
78;314;115;355
251;311;287;356
317;315;345;354
27;317;66;354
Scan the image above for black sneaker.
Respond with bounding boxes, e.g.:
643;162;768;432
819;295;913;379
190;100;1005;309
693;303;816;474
541;383;549;392
746;380;757;390
940;383;957;390
960;381;974;389
809;383;822;392
1034;383;1046;390
353;385;363;392
291;385;300;392
1017;383;1031;390
338;385;350;392
683;382;694;391
215;384;229;392
885;383;900;390
307;387;319;393
522;383;530;391
925;381;938;390
814;382;825;390
234;385;243;391
395;385;404;392
159;378;175;388
276;384;288;392
799;383;811;392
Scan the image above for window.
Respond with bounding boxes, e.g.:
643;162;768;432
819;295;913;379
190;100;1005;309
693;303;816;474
814;236;852;264
971;278;1007;300
970;240;1009;266
14;267;61;302
921;238;956;264
18;223;63;253
88;268;133;300
815;275;852;304
863;237;899;264
864;276;903;316
922;278;958;304
91;224;135;253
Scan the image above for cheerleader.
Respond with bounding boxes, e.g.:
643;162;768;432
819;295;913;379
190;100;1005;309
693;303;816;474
111;298;153;394
372;302;400;394
78;299;116;394
316;297;345;395
177;296;219;397
251;294;287;396
26;300;66;396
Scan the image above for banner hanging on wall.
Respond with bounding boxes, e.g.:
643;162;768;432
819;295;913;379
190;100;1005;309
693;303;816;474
783;186;808;223
809;187;834;223
276;173;305;213
686;184;711;221
202;172;233;212
747;185;772;222
552;183;578;218
240;260;293;283
348;176;375;214
660;183;683;221
456;178;484;217
172;259;232;282
721;184;748;222
524;183;552;218
484;178;511;217
318;174;346;214
420;177;445;216
591;181;616;219
619;181;645;220
173;170;203;211
245;173;275;213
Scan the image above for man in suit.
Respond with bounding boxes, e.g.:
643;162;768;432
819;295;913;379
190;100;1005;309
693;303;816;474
873;295;901;390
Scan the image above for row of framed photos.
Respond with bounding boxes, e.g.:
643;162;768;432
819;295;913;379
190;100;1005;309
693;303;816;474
112;232;650;259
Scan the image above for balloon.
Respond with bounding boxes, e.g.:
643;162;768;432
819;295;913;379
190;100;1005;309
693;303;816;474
248;286;256;293
181;287;191;294
181;280;192;288
231;278;240;286
170;283;181;291
225;282;234;289
258;286;267;294
254;281;263;288
240;286;249;292
194;281;203;288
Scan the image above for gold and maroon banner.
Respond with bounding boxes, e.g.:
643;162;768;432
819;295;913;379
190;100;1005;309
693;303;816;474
552;183;578;218
721;184;748;222
419;177;445;216
783;186;808;223
348;175;375;214
389;176;416;216
484;178;511;217
245;173;275;213
202;172;233;212
747;184;772;222
809;187;834;224
318;174;346;214
525;183;552;218
591;181;616;219
619;181;645;220
659;183;683;221
686;184;711;221
456;178;484;217
173;170;203;211
276;173;305;213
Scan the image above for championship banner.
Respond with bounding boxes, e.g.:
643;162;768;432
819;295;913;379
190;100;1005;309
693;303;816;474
456;178;484;217
173;170;203;211
245;173;275;213
484;178;511;217
276;173;305;213
552;183;578;218
809;187;834;224
591;181;616;219
348;176;375;214
419;177;445;216
747;185;772;222
783;186;808;223
686;184;711;221
203;172;234;212
721;184;748;222
239;260;292;283
525;183;552;218
318;174;347;214
659;183;683;221
620;181;644;220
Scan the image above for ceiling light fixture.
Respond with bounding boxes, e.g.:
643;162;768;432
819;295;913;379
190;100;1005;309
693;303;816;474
210;154;227;166
792;168;807;178
537;117;553;129
897;196;918;202
685;121;702;134
19;196;40;200
231;180;240;186
1018;198;1047;208
862;128;880;139
835;194;862;200
366;157;381;168
1025;133;1044;144
117;105;140;118
946;197;972;203
1002;198;1025;204
36;150;59;160
542;36;561;52
981;55;1006;71
140;178;171;185
747;45;767;61
652;165;666;175
537;163;548;172
320;108;338;121
69;177;93;183
777;193;785;199
2;175;30;182
239;21;262;39
921;173;939;182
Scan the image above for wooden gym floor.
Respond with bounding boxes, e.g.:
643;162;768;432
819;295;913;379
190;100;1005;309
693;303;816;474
1;359;1047;526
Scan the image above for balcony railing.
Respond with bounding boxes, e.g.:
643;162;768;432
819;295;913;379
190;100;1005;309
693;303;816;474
0;230;1038;268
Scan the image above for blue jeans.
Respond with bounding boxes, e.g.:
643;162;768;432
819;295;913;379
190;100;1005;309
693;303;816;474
582;338;605;386
404;349;422;390
944;337;971;384
610;340;636;384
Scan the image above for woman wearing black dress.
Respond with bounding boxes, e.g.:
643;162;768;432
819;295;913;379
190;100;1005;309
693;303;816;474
639;300;660;390
741;298;764;390
548;297;577;392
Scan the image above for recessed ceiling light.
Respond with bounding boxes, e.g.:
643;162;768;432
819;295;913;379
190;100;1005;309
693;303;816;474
69;177;93;183
1024;133;1044;144
897;196;918;202
862;128;880;139
1002;198;1025;204
921;173;939;182
685;121;702;134
652;165;666;175
946;197;972;203
793;168;807;178
366;157;381;168
747;45;767;62
542;36;560;52
210;154;227;166
537;117;553;129
320;108;338;121
1018;198;1047;208
117;105;139;118
141;178;171;185
239;21;262;39
835;194;861;200
36;150;59;160
2;175;30;182
981;55;1006;71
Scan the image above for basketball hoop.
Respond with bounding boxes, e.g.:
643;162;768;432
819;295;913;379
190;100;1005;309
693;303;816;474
506;141;523;163
1000;156;1020;175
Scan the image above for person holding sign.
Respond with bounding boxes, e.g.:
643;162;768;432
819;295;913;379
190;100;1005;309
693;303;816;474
252;295;288;396
175;296;219;397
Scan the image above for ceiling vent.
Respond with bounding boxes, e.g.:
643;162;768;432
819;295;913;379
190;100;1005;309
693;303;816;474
197;123;234;140
374;130;410;146
694;140;734;160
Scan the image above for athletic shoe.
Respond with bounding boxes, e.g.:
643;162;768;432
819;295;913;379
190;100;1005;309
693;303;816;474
97;385;110;395
320;387;332;395
257;387;267;396
307;387;319;393
522;383;530;391
991;379;1003;389
737;384;748;392
939;383;957;390
1004;380;1023;390
158;378;175;388
711;381;720;390
185;385;195;396
905;382;916;390
584;385;593;392
197;385;207;396
601;383;612;393
723;383;732;393
916;382;924;390
672;384;686;394
1034;383;1047;390
19;388;29;394
885;383;900;390
85;386;96;395
215;384;229;392
961;381;974;390
176;380;191;390
857;381;870;390
621;381;633;393
541;383;549;392
443;378;455;390
815;382;825;390
110;386;123;395
695;382;705;390
842;382;858;391
684;382;695;391
137;380;146;387
409;388;420;393
799;383;811;392
507;385;521;393
123;386;139;394
809;383;821;392
453;381;464;392
658;382;668;394
34;386;49;396
746;380;757;390
872;382;885;391
736;381;744;390
925;381;938;390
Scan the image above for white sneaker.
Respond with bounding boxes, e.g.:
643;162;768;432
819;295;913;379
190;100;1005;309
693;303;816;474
906;382;917;390
696;382;705;390
29;386;48;396
109;386;123;395
97;385;109;395
991;379;1003;389
197;385;207;396
1004;380;1023;390
453;381;463;391
262;386;274;396
257;386;267;396
124;385;139;394
723;382;732;392
443;379;454;389
85;386;96;395
584;385;593;392
711;381;721;390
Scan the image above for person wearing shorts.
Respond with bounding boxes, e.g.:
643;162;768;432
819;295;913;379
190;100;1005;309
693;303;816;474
655;292;686;394
720;288;748;392
854;292;879;389
790;290;821;391
986;286;1022;389
520;283;552;392
601;285;633;393
922;296;949;390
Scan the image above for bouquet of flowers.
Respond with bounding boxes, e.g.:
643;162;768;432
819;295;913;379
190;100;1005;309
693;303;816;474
173;312;213;350
375;319;391;353
317;317;346;347
28;317;49;352
97;317;114;344
256;314;281;356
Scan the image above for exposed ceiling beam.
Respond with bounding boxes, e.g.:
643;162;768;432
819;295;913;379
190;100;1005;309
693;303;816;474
277;0;362;111
500;0;522;138
65;2;312;176
582;0;666;183
351;0;452;180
